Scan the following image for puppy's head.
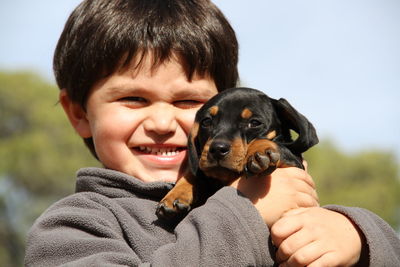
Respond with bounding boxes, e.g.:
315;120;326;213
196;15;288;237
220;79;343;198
188;87;318;183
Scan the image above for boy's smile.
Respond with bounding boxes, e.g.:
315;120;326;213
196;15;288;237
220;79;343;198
61;54;217;183
133;145;187;167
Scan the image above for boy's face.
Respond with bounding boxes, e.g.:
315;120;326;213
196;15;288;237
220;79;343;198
65;55;217;183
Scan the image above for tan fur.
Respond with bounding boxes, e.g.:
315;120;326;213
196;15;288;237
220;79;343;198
266;130;277;140
209;106;219;116
241;108;253;119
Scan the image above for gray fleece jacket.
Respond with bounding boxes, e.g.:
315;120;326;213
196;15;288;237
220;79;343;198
25;167;400;266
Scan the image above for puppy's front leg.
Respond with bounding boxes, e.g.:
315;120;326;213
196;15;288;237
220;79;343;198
156;173;196;221
245;139;281;176
245;138;303;177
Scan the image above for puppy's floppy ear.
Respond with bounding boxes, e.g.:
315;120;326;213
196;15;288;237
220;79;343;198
272;98;319;154
188;122;201;175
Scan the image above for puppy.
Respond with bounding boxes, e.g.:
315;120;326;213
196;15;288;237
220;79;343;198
156;87;318;221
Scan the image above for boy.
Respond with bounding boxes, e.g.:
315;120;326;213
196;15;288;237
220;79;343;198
25;0;399;266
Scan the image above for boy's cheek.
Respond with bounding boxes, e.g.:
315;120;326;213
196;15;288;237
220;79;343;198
179;110;199;133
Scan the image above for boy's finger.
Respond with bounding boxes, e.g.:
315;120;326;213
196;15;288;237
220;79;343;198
296;192;319;209
271;214;303;247
308;189;319;205
302;160;308;172
293;168;315;189
275;225;314;263
306;252;337;267
285;240;326;267
289;175;319;204
281;207;309;218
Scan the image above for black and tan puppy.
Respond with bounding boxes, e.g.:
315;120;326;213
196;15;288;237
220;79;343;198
156;87;318;221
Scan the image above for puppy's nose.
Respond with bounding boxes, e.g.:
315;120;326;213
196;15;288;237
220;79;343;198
209;141;231;160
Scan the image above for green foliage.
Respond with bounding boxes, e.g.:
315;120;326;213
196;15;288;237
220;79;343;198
305;140;400;228
0;71;99;195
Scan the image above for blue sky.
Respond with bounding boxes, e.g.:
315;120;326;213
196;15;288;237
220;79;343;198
1;0;399;160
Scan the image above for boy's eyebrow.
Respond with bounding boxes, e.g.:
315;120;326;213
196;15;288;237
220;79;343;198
105;85;141;94
102;83;149;95
172;86;218;101
172;89;208;99
104;83;216;99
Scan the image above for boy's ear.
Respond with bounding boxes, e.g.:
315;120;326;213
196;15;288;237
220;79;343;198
59;89;92;138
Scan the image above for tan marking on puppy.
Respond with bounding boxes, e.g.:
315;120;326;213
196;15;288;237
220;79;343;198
158;172;196;213
245;139;279;168
266;130;277;140
199;139;212;169
241;108;253;119
209;106;219;116
227;137;247;172
246;139;278;157
190;122;199;144
203;168;241;184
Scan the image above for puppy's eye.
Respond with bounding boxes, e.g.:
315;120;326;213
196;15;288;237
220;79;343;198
201;118;212;128
248;119;262;128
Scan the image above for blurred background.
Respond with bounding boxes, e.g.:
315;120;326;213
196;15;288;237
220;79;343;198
1;0;399;266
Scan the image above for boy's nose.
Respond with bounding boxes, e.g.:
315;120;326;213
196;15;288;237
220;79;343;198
143;103;178;135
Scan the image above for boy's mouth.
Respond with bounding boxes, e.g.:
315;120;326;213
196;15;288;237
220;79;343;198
132;145;188;167
136;146;186;156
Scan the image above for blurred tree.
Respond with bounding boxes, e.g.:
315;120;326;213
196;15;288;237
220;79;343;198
0;71;99;195
305;140;400;228
0;71;99;267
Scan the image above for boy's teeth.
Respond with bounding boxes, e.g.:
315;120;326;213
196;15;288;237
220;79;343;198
139;146;179;156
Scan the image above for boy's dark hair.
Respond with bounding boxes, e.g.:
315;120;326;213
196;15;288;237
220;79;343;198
54;0;239;158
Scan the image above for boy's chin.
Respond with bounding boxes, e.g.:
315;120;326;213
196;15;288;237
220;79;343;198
102;157;184;183
158;176;180;183
131;168;182;184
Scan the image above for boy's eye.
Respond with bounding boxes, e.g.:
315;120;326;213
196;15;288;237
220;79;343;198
119;96;146;102
118;96;147;104
173;100;203;109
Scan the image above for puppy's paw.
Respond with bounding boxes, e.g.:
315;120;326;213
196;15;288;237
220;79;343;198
156;197;192;221
156;179;195;222
245;146;280;177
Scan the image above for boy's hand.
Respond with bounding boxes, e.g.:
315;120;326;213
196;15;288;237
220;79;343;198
271;207;364;267
230;164;319;228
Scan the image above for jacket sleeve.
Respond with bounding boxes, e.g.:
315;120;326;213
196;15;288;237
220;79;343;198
25;187;274;266
150;186;275;266
25;192;143;267
325;205;400;266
